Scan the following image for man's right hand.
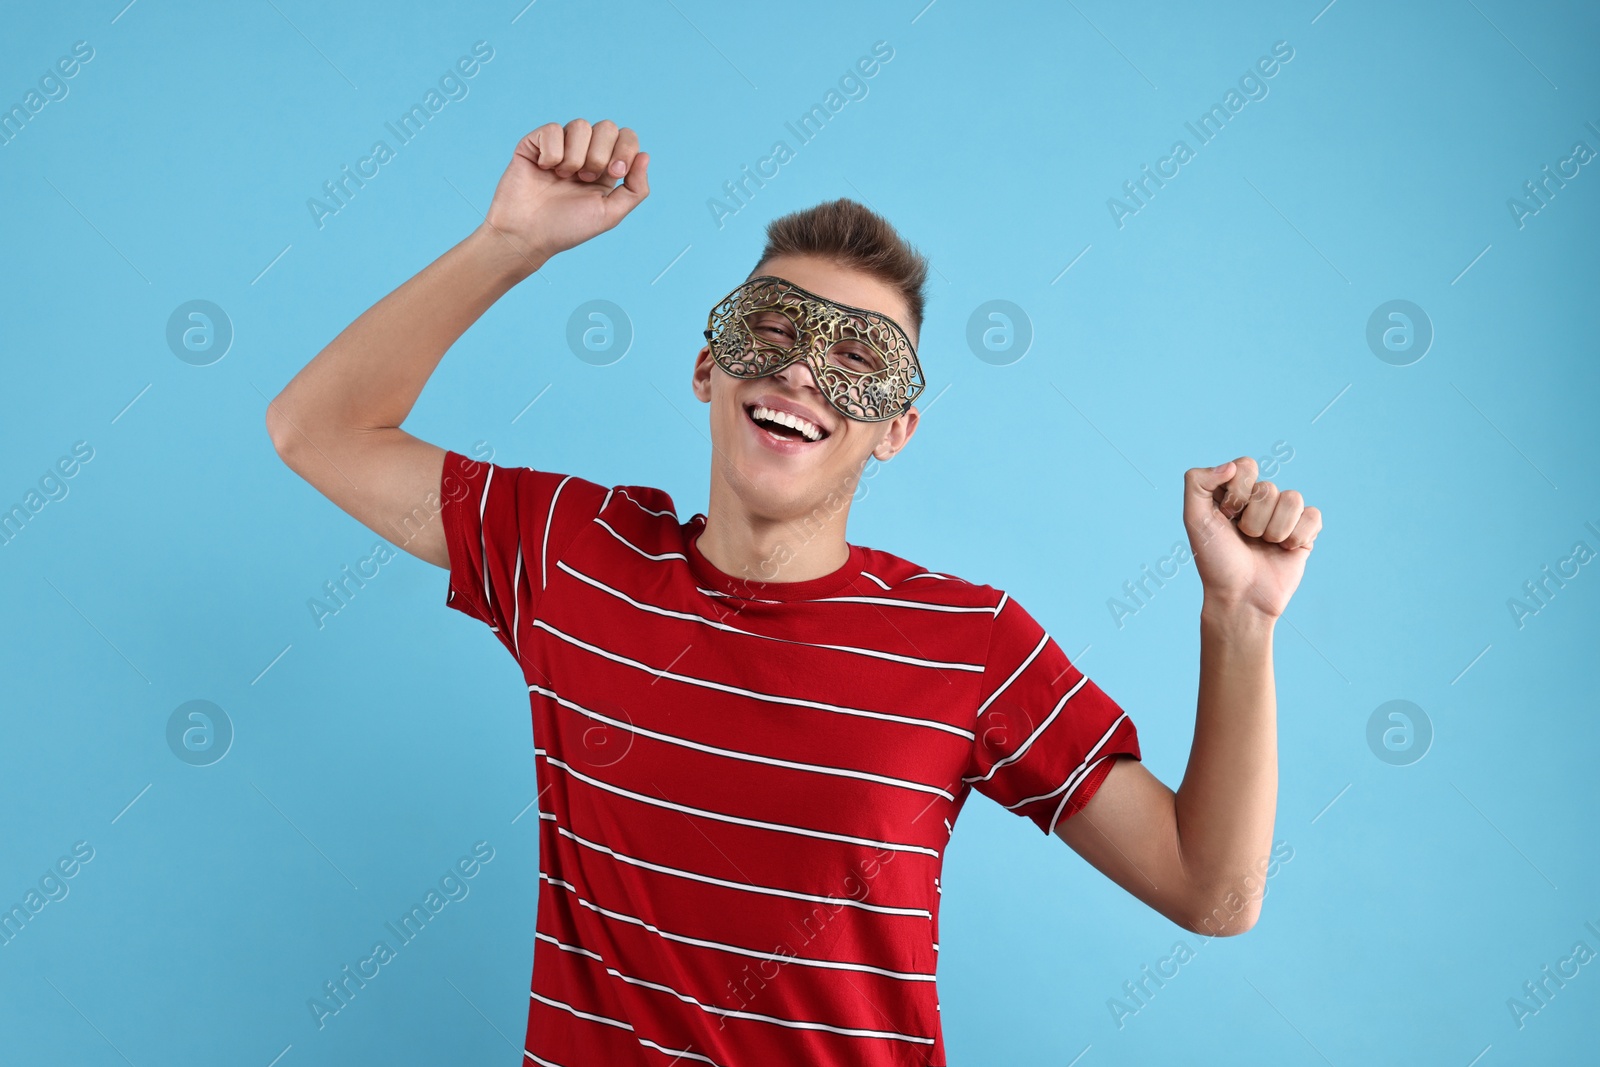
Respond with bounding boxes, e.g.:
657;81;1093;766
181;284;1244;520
271;120;650;572
480;119;651;271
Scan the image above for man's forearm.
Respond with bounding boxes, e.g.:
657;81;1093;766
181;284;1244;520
1174;601;1279;930
269;224;544;445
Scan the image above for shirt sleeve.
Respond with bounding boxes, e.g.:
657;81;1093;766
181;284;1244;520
439;449;610;662
965;591;1142;835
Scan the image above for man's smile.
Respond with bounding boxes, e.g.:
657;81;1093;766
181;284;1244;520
742;392;833;453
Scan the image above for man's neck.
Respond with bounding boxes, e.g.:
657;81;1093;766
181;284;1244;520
697;479;852;585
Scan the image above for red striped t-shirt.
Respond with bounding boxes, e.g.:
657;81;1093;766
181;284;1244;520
439;450;1141;1067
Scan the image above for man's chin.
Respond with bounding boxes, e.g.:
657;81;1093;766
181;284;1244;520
728;461;848;518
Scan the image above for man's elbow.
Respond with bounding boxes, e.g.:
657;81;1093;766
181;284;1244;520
266;397;301;464
1178;890;1263;937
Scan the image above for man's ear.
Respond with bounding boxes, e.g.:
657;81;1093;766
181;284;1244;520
872;404;919;461
692;345;712;403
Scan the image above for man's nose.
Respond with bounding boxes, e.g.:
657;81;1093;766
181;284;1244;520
772;352;822;392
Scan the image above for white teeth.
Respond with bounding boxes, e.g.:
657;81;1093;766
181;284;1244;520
751;405;823;442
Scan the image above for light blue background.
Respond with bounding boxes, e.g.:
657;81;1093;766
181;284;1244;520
2;0;1597;1064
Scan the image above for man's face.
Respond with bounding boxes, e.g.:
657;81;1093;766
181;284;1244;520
691;253;921;522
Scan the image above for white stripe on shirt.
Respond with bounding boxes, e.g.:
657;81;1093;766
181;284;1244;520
618;487;677;518
528;990;724;1066
963;674;1089;786
511;536;524;658
538;826;931;918
529;684;955;800
480;464;495;616
596;517;691;562
803;594;995;613
1007;712;1130;813
542;474;576;591
974;632;1050;718
587;523;992;615
1047;754;1115;835
528;618;975;740
533;931;937;1044
538;752;940;858
538;865;936;981
555;560;984;673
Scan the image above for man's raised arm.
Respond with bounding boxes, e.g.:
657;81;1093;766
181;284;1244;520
265;120;650;568
1055;458;1323;935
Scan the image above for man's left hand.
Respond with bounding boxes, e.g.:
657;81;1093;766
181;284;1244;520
1183;457;1323;619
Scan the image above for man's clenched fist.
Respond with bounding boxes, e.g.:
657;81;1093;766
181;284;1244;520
480;119;651;270
1182;457;1323;620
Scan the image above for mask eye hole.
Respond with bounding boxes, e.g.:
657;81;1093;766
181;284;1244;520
825;341;887;373
745;309;797;349
826;320;888;373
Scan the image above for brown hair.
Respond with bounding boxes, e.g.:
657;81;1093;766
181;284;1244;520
749;198;930;340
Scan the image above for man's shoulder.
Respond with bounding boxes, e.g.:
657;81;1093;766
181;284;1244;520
595;482;680;522
502;478;685;592
447;453;676;512
851;544;1006;614
577;482;693;558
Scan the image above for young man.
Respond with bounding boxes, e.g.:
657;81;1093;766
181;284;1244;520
268;119;1322;1066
